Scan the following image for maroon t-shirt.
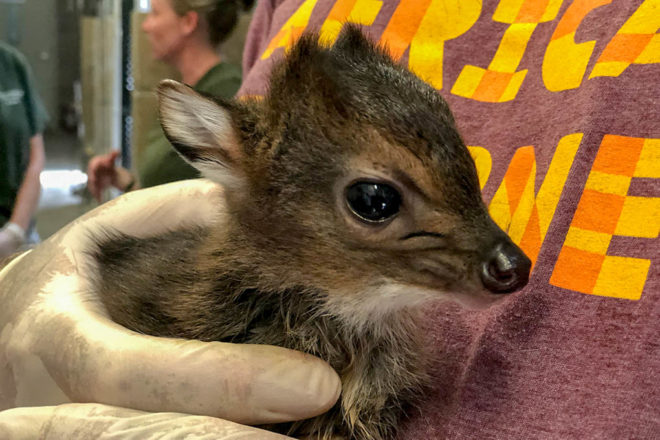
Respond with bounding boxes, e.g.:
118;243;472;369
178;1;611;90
239;1;659;438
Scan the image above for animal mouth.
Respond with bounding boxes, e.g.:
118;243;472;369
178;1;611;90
418;254;454;270
415;258;463;286
414;258;511;310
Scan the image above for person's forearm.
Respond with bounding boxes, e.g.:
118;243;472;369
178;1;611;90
10;134;46;231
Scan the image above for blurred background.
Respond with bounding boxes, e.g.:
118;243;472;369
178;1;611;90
0;0;252;239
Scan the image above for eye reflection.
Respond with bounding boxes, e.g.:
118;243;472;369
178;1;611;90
346;182;401;223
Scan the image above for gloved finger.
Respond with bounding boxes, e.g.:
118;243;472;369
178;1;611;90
80;179;223;238
8;271;340;425
0;404;295;440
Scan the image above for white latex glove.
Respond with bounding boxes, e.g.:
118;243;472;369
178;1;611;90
0;179;341;438
0;404;293;439
0;222;25;259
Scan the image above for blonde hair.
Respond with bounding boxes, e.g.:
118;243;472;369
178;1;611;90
169;0;253;47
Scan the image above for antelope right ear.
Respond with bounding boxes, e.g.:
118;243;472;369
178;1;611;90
157;79;244;188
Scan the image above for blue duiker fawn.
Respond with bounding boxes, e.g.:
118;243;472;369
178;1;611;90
94;25;531;440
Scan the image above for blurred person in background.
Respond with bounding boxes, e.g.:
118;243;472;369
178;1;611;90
0;41;47;259
87;0;252;201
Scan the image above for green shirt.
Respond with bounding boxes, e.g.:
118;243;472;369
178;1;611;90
0;42;48;223
137;62;242;188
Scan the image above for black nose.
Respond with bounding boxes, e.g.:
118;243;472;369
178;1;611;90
480;242;531;294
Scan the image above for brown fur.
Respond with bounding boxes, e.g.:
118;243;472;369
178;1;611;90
94;26;529;440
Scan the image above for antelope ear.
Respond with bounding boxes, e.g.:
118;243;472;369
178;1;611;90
157;79;244;188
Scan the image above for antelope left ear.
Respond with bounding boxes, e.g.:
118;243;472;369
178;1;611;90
157;79;245;187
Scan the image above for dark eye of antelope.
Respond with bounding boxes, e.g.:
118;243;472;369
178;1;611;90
346;181;401;223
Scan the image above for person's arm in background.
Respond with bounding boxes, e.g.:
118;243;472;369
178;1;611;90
0;136;45;257
9;134;46;231
0;43;49;258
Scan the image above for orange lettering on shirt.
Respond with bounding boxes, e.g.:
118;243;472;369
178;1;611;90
589;0;660;78
380;0;482;90
550;135;659;300
261;0;318;60
488;133;582;268
379;0;433;60
451;0;564;102
468;146;492;190
319;0;383;45
542;0;612;91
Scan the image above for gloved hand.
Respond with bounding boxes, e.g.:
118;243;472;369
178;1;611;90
0;222;25;259
0;404;294;439
0;179;341;438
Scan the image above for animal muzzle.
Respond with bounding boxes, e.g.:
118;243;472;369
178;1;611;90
480;241;531;294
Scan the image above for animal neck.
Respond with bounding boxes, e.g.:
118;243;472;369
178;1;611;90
190;217;427;366
196;235;422;357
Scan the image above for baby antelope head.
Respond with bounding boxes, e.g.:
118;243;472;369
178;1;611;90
157;25;530;324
